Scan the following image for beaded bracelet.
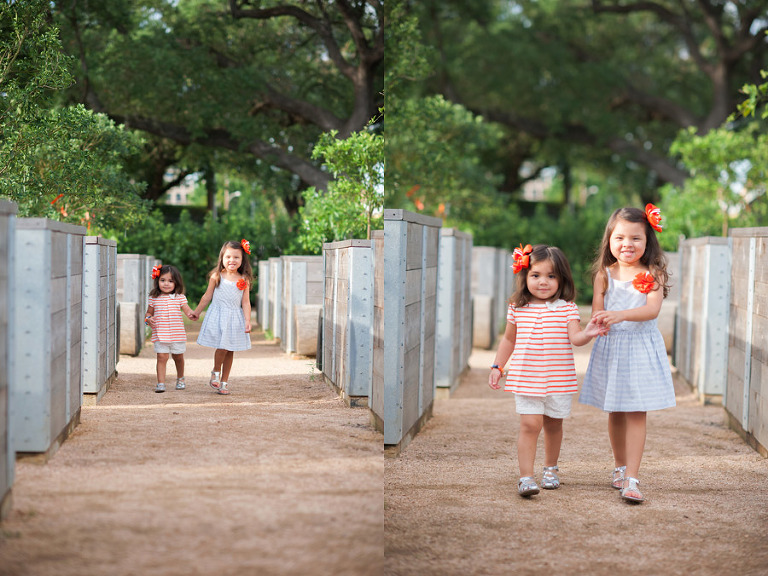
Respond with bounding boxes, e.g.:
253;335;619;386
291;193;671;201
490;364;501;372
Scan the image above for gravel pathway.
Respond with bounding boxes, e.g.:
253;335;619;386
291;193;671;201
0;322;383;576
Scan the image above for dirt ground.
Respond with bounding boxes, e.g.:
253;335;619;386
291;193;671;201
385;341;768;576
0;322;383;576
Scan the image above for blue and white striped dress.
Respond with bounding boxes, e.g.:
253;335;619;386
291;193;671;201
579;272;675;412
196;279;252;351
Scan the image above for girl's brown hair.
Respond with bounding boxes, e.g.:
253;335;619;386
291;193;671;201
149;265;185;297
208;240;253;288
511;244;576;307
591;207;670;298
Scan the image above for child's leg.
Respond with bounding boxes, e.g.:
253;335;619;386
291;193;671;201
171;353;185;378
608;412;628;467
518;414;543;478
220;350;234;382
213;348;228;373
624;411;647;479
156;353;169;384
542;416;563;467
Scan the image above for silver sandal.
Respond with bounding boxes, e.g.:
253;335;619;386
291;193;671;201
518;476;540;497
542;466;560;490
620;477;645;503
612;465;626;490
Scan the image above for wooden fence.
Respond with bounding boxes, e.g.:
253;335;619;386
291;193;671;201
435;229;473;397
117;254;158;356
10;219;86;460
280;256;323;355
726;228;768;457
675;239;730;403
377;210;442;453
471;246;514;349
675;229;768;456
322;240;374;406
82;237;118;403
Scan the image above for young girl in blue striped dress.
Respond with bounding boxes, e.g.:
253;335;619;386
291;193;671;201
193;240;253;395
579;205;675;503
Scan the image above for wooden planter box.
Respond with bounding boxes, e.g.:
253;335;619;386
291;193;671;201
11;219;85;459
435;229;473;397
82;237;118;403
322;240;374;406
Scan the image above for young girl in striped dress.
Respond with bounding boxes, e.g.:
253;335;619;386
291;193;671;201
579;205;675;503
193;240;253;395
145;265;198;393
489;244;600;497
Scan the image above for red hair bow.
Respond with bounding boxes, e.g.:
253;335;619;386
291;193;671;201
241;238;251;255
151;265;162;280
645;204;663;233
512;244;533;274
632;272;655;294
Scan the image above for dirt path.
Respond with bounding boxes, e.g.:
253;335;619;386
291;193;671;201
385;341;768;576
0;322;383;576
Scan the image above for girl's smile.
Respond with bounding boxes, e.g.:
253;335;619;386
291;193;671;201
158;272;176;294
222;247;243;272
609;220;647;265
526;260;559;303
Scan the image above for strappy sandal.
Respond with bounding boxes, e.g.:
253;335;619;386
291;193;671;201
612;465;626;490
209;371;221;390
542;466;560;490
217;381;230;395
620;477;645;503
518;476;539;497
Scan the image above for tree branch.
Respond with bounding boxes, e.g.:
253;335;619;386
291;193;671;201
253;83;346;133
118;114;332;190
482;109;688;186
619;85;701;128
228;0;356;80
591;0;714;76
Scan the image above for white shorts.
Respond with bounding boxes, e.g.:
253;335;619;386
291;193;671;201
153;341;186;354
515;393;574;418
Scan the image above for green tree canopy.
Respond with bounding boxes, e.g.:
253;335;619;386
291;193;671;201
414;0;768;202
54;0;384;207
0;0;147;231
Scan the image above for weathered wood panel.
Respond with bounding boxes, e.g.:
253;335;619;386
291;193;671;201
11;219;85;458
83;236;118;402
675;238;730;403
380;210;442;452
0;200;16;518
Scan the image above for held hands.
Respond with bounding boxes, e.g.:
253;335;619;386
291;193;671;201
591;310;624;332
583;317;607;338
187;311;199;321
488;367;503;390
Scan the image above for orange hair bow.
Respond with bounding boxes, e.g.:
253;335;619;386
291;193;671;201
645;204;663;233
512;244;533;274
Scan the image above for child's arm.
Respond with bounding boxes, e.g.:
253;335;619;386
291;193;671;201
568;317;601;346
241;279;251;333
144;304;155;328
591;271;606;315
181;303;197;321
592;283;663;327
488;321;516;390
193;276;217;317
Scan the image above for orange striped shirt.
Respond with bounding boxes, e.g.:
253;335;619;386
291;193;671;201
148;294;188;343
504;301;579;395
